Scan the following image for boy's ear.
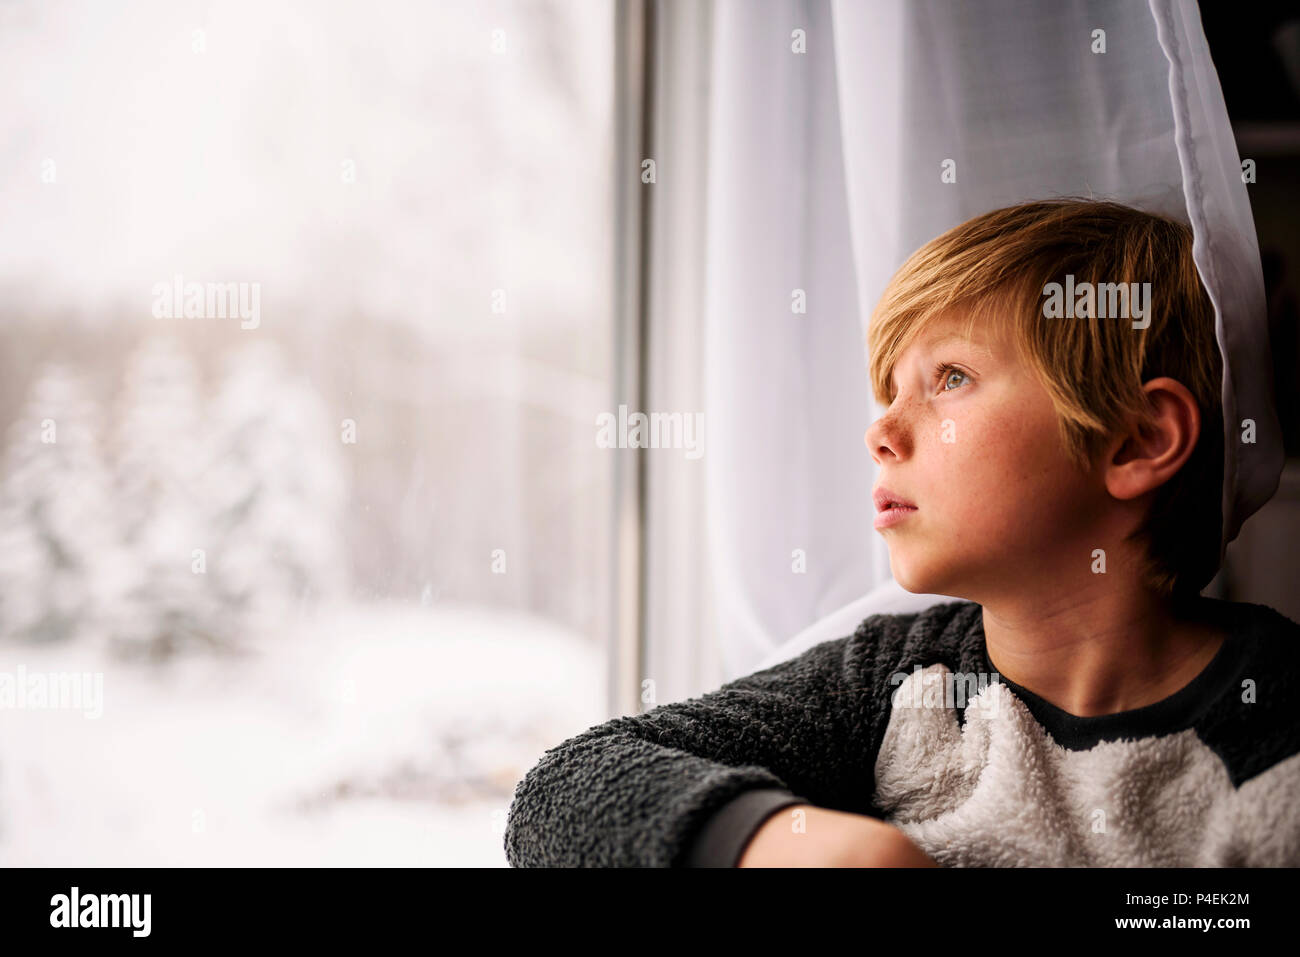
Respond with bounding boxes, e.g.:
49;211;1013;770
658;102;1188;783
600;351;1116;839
1103;377;1201;502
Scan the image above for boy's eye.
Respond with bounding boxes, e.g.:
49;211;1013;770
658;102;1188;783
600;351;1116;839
934;363;970;392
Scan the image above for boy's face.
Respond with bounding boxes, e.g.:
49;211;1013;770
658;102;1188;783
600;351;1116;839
866;311;1104;600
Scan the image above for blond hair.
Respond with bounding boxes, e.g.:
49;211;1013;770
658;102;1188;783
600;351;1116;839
866;199;1223;601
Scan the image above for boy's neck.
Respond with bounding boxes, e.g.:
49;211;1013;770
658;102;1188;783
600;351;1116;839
980;592;1228;718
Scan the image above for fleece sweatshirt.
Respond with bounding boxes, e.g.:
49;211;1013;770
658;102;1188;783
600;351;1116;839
503;596;1300;867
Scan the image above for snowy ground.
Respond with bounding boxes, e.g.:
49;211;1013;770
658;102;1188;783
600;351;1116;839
0;602;606;866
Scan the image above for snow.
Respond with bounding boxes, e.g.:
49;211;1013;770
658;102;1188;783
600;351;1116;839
0;601;606;866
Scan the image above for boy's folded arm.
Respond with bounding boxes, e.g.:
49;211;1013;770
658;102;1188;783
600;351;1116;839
504;630;883;867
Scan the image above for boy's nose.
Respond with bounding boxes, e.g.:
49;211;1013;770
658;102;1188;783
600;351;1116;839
865;414;908;465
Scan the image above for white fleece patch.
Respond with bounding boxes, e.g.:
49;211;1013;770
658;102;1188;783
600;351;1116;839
873;663;1300;866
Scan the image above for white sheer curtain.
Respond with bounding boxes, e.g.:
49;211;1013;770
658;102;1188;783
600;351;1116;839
698;0;1279;681
701;0;882;683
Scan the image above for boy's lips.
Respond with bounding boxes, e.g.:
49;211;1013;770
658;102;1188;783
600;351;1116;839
872;485;918;531
872;486;918;512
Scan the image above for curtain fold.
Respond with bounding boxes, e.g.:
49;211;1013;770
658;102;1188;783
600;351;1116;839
1149;0;1283;554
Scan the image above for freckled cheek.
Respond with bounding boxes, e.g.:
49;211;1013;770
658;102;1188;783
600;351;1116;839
984;416;1075;526
920;411;1048;523
905;418;981;528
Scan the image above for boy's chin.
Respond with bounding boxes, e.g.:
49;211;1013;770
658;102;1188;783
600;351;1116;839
889;554;956;597
891;556;982;605
889;560;930;594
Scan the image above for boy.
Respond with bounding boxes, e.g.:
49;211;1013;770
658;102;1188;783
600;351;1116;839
504;199;1300;867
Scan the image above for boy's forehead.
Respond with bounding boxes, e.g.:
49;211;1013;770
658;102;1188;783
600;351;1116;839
913;316;996;353
919;330;971;349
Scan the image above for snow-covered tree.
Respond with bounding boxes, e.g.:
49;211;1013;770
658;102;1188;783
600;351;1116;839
0;337;350;660
0;364;120;643
204;340;349;625
107;337;229;660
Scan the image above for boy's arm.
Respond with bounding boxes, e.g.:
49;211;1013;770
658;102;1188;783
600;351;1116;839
504;628;887;867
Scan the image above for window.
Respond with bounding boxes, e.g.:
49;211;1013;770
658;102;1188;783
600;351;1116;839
0;0;614;867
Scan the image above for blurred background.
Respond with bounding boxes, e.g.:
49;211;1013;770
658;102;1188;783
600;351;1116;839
0;0;1296;867
0;0;614;866
1200;0;1300;611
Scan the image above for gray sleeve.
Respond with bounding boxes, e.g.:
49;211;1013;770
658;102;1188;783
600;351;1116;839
504;628;887;867
680;788;810;867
